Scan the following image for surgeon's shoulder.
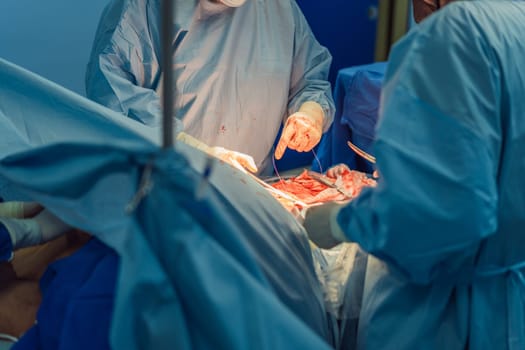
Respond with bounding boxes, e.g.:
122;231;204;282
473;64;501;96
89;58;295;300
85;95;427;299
428;2;499;39
415;2;497;54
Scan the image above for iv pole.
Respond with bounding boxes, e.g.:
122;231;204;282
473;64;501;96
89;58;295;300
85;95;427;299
161;0;174;149
158;0;214;198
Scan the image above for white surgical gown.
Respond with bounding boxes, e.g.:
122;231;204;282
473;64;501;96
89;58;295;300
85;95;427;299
337;2;525;349
86;0;334;174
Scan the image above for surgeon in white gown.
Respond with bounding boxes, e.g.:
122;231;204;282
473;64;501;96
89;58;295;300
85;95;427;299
86;0;335;175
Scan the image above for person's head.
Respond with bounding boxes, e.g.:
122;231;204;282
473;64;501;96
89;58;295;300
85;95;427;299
412;0;457;23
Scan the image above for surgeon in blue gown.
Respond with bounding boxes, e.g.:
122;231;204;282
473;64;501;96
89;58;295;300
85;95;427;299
86;0;335;175
303;1;525;349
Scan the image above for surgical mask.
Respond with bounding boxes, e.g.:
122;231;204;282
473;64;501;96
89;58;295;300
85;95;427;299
219;0;247;7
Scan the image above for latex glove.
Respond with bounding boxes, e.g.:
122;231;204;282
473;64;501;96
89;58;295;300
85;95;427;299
326;164;351;179
0;201;43;218
177;132;258;173
326;163;379;179
0;209;72;250
303;202;347;249
275;101;324;160
210;146;258;173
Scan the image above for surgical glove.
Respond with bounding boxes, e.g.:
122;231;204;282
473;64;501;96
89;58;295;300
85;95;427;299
326;163;379;179
210;146;258;173
326;164;351;178
35;209;73;243
275;101;324;160
0;201;43;218
0;209;72;250
177;132;258;173
303;202;347;249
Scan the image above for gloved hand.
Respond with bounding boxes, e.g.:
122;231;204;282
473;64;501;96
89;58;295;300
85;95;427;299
326;163;351;178
326;163;379;179
177;132;258;173
275;101;324;160
210;146;258;173
0;201;43;218
303;202;347;249
0;209;72;251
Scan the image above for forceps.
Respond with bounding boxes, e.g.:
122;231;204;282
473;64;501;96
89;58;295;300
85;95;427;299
347;140;376;164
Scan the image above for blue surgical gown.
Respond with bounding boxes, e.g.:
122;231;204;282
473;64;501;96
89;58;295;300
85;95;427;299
336;2;525;349
86;0;335;174
0;56;334;349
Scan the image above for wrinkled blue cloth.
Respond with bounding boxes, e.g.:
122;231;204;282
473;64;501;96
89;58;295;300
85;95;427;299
336;2;525;349
0;58;333;349
86;0;334;175
313;62;386;174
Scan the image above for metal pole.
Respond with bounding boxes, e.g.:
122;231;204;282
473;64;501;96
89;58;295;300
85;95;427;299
161;0;174;149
